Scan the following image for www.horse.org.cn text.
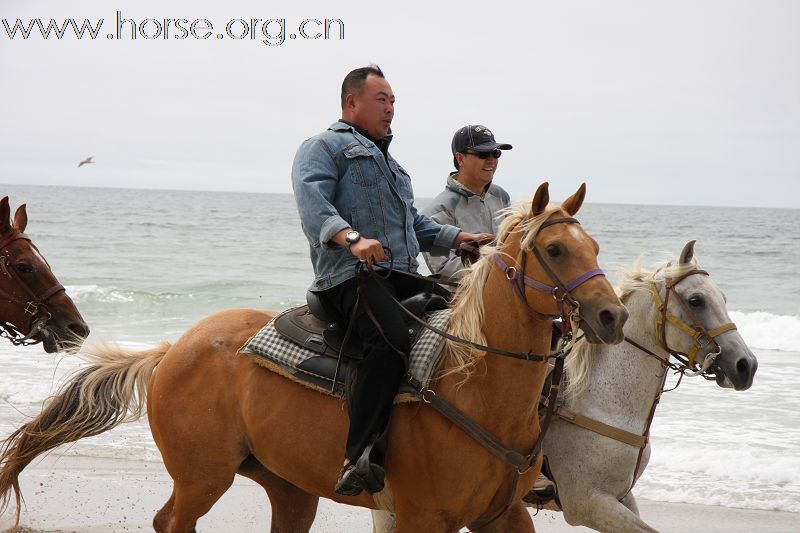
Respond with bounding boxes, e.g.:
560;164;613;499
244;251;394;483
1;10;346;47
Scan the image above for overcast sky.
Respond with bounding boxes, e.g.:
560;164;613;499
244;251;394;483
1;0;798;207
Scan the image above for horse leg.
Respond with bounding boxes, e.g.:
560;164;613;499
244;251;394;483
467;501;535;533
573;492;658;533
393;507;454;533
153;468;237;533
153;492;176;532
371;509;396;533
150;405;246;532
238;455;319;533
621;491;641;515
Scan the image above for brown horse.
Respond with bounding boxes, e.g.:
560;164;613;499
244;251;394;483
0;196;88;353
0;183;626;532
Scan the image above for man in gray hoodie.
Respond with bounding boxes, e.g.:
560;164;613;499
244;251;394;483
422;125;512;283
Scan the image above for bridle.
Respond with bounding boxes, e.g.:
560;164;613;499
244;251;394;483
0;231;66;346
649;268;737;377
492;217;605;339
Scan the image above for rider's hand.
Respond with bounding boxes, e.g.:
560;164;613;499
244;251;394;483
454;232;494;248
349;238;387;266
453;232;494;265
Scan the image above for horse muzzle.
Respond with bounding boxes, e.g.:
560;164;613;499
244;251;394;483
41;318;90;354
579;303;628;345
713;345;758;391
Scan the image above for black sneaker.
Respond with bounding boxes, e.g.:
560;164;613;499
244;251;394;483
334;463;366;497
357;456;385;494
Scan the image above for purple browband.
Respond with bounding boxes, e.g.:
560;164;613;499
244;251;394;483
493;254;605;294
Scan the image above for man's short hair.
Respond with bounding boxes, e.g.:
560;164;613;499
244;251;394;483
341;64;385;109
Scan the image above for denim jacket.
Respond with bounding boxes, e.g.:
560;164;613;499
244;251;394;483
292;121;460;291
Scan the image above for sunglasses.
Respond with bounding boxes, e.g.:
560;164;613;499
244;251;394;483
465;148;502;159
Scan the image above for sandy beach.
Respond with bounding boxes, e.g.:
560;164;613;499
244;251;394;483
0;454;796;532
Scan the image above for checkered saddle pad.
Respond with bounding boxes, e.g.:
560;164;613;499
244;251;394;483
240;306;450;401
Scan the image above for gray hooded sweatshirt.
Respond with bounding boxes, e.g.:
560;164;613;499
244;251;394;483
421;173;510;284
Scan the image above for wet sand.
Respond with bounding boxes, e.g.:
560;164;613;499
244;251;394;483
0;454;796;532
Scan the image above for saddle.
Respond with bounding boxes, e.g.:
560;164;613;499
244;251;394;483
263;290;449;395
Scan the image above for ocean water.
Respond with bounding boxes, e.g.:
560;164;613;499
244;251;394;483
0;184;798;514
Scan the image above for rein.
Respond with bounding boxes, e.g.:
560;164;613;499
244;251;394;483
0;232;64;346
360;215;606;529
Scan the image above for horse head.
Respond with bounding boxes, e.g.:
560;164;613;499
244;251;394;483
657;240;757;390
0;197;89;353
496;182;628;344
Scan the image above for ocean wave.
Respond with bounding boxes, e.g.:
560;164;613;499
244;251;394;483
730;310;800;352
66;284;204;304
638;441;800;513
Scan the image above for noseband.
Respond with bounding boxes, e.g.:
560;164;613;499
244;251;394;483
650;268;737;373
0;232;66;345
492;217;605;331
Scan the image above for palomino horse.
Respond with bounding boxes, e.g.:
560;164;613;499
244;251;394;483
0;196;88;353
0;183;628;532
373;240;758;533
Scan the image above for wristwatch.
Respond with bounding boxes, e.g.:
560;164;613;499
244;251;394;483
345;230;361;247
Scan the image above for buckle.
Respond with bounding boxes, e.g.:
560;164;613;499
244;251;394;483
24;301;38;316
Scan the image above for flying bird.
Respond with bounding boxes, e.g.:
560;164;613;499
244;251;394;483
78;156;94;168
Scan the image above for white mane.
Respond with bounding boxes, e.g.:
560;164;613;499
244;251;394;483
564;255;699;397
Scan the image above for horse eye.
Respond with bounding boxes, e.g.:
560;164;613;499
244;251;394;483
688;295;704;308
546;244;561;258
16;263;34;274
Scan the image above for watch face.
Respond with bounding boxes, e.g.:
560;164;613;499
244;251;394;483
346;231;360;243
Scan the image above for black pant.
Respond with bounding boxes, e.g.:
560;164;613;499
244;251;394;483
324;272;443;462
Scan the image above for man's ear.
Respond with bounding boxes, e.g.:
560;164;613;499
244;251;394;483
344;92;357;112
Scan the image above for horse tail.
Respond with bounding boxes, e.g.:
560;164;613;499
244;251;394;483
0;342;170;524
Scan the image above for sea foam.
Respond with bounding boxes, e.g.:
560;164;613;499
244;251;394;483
730;310;800;352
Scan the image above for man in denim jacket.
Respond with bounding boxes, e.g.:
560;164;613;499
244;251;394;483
292;65;492;497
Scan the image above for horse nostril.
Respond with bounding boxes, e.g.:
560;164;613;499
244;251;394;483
69;323;90;339
599;309;615;330
736;357;750;377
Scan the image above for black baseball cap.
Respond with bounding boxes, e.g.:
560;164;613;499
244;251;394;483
451;125;513;154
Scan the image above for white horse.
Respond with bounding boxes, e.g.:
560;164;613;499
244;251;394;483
372;240;758;533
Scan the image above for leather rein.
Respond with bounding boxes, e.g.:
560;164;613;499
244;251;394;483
0;232;65;346
543;267;738;502
362;216;607;529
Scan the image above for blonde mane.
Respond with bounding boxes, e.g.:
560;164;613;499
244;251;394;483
564;255;699;397
442;201;564;380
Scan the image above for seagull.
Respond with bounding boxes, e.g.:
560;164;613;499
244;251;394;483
78;156;94;168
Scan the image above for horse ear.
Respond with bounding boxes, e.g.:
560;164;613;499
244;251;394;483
562;183;586;215
530;182;550;217
679;240;697;265
0;197;10;234
13;204;27;232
